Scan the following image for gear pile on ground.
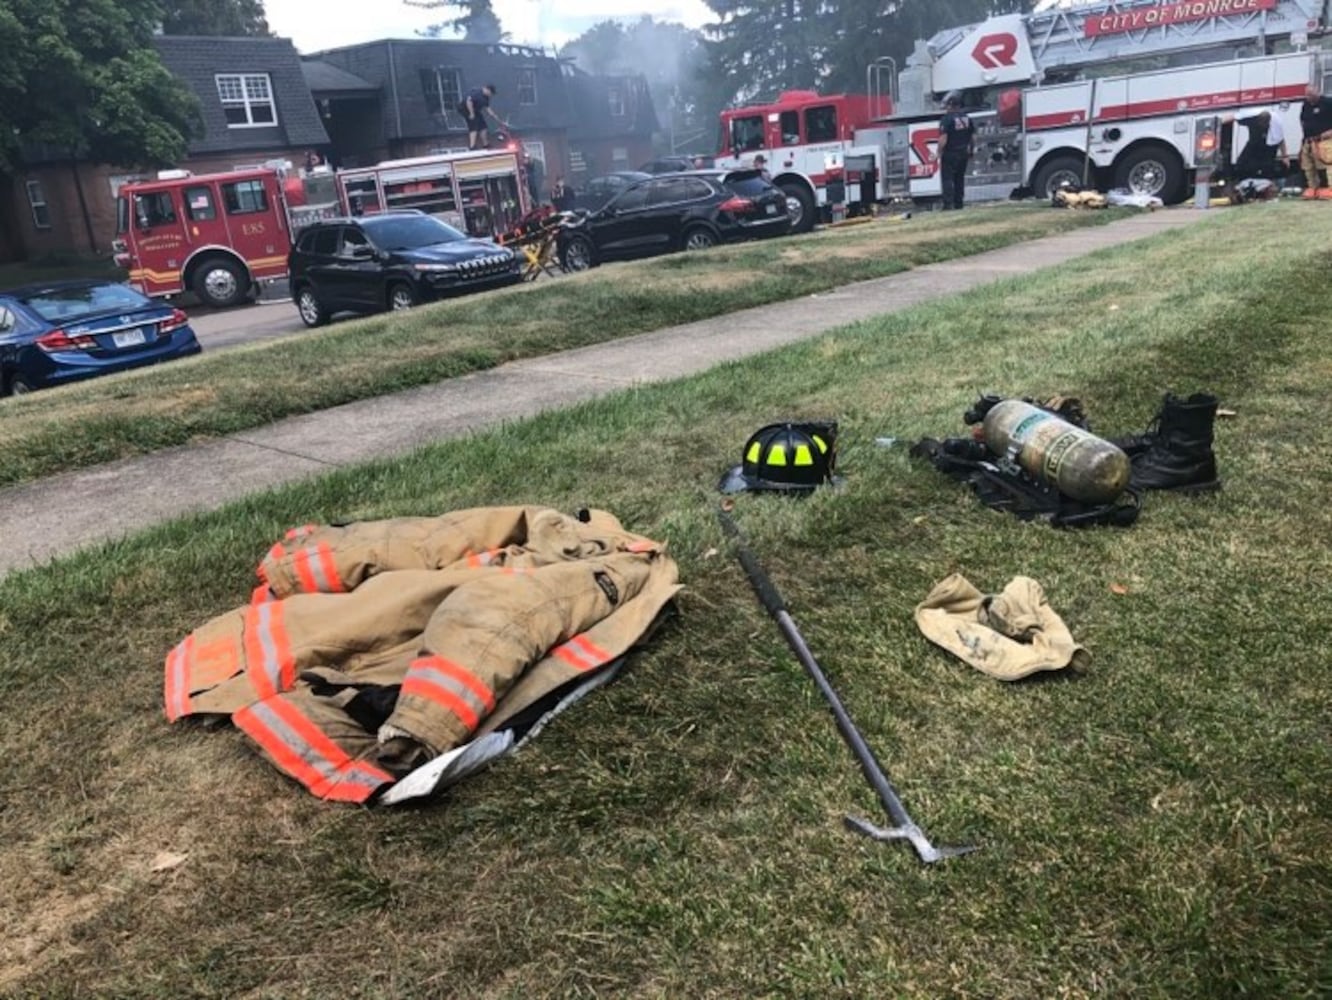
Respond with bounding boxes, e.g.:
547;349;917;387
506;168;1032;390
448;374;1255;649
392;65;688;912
164;506;681;803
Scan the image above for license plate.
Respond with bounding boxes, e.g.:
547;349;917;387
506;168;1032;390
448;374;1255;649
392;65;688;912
112;328;147;348
765;204;778;215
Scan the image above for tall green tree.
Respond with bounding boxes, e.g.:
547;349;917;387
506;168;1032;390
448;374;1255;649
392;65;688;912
159;0;270;35
702;0;1037;104
408;0;506;43
0;0;201;172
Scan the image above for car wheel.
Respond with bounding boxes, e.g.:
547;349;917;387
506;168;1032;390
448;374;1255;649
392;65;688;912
192;257;248;309
683;226;718;251
388;282;418;312
561;236;595;272
1;370;34;397
295;286;329;328
780;182;816;234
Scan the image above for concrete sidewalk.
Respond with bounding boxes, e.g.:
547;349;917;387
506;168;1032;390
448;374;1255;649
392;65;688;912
0;209;1207;576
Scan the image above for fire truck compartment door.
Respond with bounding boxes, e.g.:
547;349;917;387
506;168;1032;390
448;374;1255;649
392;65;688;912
453;155;520;180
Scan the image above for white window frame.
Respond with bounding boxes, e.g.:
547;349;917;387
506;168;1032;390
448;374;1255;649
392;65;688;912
522;140;546;168
518;68;537;106
216;73;278;129
25;180;51;229
608;87;625;117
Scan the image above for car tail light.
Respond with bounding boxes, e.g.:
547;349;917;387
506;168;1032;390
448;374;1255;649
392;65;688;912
159;308;190;334
35;329;97;352
718;196;755;214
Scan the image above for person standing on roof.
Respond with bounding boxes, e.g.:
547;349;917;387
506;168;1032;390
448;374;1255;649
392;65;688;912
461;83;501;151
1298;83;1332;197
933;92;974;211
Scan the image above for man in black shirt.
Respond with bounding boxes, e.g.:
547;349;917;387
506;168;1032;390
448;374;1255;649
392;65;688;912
1231;110;1286;180
934;92;975;210
461;83;500;151
1299;83;1332;195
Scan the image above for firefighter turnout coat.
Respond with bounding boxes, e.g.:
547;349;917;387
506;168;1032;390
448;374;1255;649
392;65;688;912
164;506;681;803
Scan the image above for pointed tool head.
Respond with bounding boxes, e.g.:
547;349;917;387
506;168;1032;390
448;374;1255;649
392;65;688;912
844;814;980;865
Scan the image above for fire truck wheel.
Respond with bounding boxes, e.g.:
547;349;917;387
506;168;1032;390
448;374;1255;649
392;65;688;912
682;226;718;251
294;287;329;328
1031;155;1087;200
192;257;248;309
388;283;418;312
1113;145;1185;204
780;183;816;234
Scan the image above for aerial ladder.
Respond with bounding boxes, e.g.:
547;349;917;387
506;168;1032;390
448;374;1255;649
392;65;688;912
869;0;1332;203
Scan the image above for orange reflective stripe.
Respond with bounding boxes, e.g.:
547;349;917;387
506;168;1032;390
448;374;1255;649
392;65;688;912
626;541;656;553
465;547;502;569
244;601;296;700
163;635;194;722
267;542;285;562
401;655;496;732
292;548;319;593
552;633;614;673
251;584;274;605
235;697;392;803
291;543;345;593
284;524;317;541
315;544;344;593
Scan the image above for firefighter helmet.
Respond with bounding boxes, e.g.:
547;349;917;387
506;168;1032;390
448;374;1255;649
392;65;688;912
718;421;838;494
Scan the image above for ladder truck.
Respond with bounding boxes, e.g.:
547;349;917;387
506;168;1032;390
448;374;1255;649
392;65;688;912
879;0;1332;205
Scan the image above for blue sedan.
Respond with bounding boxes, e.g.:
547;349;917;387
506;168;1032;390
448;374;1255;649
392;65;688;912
0;280;202;396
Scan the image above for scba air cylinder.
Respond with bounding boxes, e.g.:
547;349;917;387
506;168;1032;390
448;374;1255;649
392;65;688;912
981;400;1130;504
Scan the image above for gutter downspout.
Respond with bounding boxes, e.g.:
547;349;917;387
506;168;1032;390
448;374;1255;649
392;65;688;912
387;41;404;153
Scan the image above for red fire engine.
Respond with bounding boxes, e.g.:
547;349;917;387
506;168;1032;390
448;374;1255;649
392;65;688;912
714;92;887;233
113;148;532;308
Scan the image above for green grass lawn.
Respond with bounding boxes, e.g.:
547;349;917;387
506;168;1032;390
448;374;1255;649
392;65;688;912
0;205;1124;488
1;203;1328;998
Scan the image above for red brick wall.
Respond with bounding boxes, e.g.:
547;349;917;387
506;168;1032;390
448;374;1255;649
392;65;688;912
567;137;655;181
10;147;315;260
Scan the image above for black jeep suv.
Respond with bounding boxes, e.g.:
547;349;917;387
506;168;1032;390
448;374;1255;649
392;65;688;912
289;212;521;327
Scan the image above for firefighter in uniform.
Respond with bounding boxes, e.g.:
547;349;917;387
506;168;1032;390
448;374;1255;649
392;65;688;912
933;92;975;211
1299;83;1332;197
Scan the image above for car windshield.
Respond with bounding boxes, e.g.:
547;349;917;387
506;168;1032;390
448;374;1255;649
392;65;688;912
362;215;467;251
19;283;151;323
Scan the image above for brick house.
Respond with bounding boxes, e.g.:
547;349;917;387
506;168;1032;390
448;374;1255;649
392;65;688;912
2;36;658;262
4;36;330;263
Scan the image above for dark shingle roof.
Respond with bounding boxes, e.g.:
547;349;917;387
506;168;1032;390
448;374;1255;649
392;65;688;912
154;36;330;154
313;39;577;140
301;60;379;95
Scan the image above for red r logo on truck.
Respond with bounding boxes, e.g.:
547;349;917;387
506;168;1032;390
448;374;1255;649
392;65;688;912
972;33;1019;69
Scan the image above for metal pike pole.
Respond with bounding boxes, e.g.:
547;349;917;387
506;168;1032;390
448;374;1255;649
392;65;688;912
719;509;977;865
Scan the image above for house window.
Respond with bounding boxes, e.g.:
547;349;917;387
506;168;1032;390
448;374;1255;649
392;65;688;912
611;146;630;168
216;73;277;127
25;180;51;229
608;87;624;117
421;67;463;116
518;68;537;106
221;179;269;214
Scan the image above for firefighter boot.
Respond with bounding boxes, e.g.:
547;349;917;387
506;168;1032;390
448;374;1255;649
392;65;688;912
1127;393;1221;493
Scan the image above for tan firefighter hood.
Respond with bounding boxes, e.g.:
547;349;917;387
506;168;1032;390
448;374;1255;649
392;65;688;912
165;506;681;803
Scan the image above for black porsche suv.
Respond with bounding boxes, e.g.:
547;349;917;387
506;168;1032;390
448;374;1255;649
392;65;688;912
289;212;521;327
